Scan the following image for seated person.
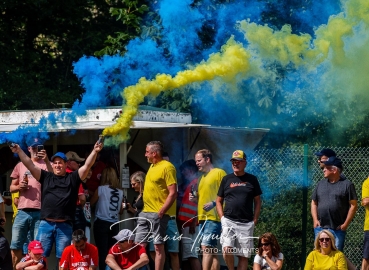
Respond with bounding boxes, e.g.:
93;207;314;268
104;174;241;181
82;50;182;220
253;232;283;270
60;229;98;270
16;240;47;270
304;229;347;270
106;229;149;270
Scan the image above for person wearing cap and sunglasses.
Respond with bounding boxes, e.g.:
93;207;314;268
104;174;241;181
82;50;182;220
59;229;98;270
304;230;347;270
9;140;103;270
9;139;52;268
216;150;262;270
16;240;47;270
311;156;358;253
106;229;149;270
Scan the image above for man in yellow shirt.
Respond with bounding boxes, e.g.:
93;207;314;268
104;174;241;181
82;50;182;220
190;149;226;270
134;141;177;270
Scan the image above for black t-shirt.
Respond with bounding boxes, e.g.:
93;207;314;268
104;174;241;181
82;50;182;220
39;170;82;221
311;177;358;229
133;195;144;217
217;172;262;223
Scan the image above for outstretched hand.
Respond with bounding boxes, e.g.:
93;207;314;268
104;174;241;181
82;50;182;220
94;140;104;152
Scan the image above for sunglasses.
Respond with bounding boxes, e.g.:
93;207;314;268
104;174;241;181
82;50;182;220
261;242;270;246
319;238;331;242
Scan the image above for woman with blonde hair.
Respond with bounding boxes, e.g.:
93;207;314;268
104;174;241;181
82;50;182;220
304;230;347;270
90;167;124;270
127;171;145;216
254;232;283;270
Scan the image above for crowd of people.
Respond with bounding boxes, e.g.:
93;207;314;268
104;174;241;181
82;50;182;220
0;139;368;270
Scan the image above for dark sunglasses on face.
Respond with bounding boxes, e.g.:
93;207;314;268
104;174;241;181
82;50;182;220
319;238;330;242
261;242;270;246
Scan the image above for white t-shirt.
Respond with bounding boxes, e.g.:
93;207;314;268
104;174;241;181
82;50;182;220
95;185;123;222
254;253;284;269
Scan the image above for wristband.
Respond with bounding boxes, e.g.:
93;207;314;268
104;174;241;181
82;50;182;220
212;201;216;207
262;255;267;259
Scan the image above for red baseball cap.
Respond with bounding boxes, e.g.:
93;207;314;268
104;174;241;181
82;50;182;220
28;240;44;254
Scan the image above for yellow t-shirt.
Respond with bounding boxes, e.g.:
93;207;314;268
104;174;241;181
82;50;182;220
143;160;177;216
362;177;369;231
198;168;226;222
304;250;347;270
12;192;19;222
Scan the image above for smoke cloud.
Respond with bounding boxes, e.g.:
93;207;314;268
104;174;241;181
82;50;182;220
1;0;368;148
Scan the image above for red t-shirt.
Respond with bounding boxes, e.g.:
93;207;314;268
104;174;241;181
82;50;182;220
60;243;98;270
108;244;146;269
86;161;106;192
20;254;47;269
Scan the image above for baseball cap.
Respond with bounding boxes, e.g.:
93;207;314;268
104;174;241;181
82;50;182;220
29;138;42;148
113;229;135;242
323;156;343;170
314;148;336;157
230;150;246;161
28;240;44;254
51;152;67;162
66;151;85;162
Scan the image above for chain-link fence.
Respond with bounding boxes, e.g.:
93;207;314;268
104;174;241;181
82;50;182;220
246;145;367;269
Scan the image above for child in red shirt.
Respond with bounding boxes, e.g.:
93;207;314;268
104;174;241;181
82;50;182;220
16;240;47;270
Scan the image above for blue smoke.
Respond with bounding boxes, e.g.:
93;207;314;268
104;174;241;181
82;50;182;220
0;0;354;147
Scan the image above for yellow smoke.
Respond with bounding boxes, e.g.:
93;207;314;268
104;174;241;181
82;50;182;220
238;0;369;67
102;37;251;141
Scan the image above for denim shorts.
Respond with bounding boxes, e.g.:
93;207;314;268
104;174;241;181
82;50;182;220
363;231;369;259
10;209;40;250
36;220;73;258
199;220;221;247
149;218;180;252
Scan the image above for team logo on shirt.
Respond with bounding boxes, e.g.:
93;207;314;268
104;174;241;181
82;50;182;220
230;182;247;188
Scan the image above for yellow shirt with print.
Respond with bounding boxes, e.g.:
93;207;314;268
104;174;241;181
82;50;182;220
198;168;226;222
143;160;177;216
362;177;369;231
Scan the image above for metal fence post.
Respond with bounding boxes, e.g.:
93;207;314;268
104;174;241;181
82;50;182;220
301;144;308;268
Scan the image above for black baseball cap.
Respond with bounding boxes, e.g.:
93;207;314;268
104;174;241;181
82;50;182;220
314;148;336;157
323;156;343;170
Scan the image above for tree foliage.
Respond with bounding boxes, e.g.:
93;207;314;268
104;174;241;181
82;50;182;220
0;0;146;110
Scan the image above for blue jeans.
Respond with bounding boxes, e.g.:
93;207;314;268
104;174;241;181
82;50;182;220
314;226;346;251
10;209;40;250
36;220;73;258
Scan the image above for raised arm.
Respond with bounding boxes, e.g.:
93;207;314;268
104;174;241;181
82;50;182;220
79;141;103;181
10;144;42;181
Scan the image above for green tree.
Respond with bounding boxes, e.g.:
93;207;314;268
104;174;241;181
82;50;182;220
0;0;147;110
